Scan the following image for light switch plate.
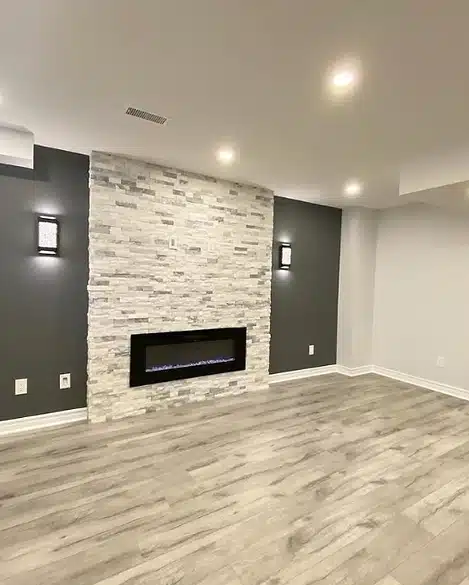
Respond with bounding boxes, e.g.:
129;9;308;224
309;345;315;356
15;378;28;395
169;235;178;250
60;373;71;389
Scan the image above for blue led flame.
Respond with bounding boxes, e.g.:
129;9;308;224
146;356;235;373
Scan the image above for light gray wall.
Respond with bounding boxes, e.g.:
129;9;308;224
337;208;377;369
373;204;469;389
88;152;273;423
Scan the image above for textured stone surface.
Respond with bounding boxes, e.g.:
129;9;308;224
88;152;273;422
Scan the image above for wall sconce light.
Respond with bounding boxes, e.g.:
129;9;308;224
279;243;292;270
37;215;60;256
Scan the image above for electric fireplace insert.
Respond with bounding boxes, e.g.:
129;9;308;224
130;327;247;387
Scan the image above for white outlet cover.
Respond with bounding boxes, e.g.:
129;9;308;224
60;373;71;389
169;235;178;250
15;378;28;395
309;345;315;356
437;357;445;368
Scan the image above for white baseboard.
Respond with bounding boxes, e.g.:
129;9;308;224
0;408;87;437
4;367;465;437
336;365;374;377
269;363;469;403
269;365;339;384
372;366;469;403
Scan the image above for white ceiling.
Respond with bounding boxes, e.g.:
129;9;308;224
2;0;469;209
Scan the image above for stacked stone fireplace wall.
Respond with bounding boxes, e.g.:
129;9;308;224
87;152;273;422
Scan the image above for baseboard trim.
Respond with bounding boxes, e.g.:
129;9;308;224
371;366;469;402
336;365;374;377
0;408;87;437
269;365;339;384
269;363;469;403
4;367;465;437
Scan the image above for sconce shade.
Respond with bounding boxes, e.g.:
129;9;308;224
279;243;292;270
38;215;59;256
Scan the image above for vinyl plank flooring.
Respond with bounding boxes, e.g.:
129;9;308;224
2;373;469;585
392;515;469;585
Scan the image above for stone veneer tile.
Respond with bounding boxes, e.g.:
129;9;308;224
87;151;274;422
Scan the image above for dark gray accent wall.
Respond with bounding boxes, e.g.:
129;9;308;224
0;146;89;421
270;196;342;374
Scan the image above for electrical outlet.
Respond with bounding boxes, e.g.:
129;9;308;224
437;356;445;368
309;345;315;356
169;235;178;250
15;378;28;395
60;373;71;389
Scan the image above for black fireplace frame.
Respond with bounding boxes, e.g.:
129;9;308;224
129;327;247;387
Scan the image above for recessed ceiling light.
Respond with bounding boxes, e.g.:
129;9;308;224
344;180;363;197
328;61;361;96
216;147;235;165
332;70;356;88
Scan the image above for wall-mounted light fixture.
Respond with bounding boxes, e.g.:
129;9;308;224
279;243;292;270
37;215;60;256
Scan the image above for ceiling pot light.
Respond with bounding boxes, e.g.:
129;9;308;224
327;60;361;96
216;147;235;165
343;180;363;197
332;70;356;88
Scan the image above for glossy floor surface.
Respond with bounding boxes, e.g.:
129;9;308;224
2;374;469;585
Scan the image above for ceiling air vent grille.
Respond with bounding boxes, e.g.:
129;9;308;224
125;107;168;125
